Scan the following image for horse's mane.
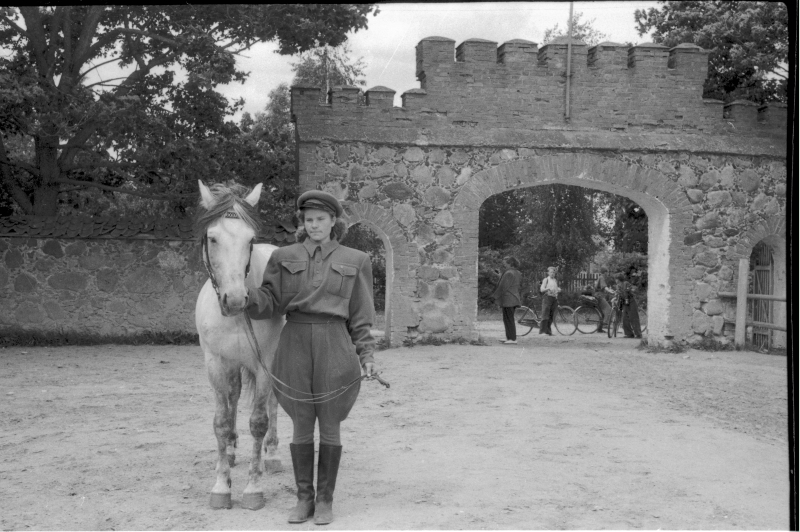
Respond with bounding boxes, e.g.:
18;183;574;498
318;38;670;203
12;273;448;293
194;182;263;242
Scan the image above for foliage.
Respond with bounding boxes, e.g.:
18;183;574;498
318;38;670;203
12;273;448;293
542;11;610;46
634;1;788;103
514;185;600;282
477;246;508;309
291;42;367;99
0;5;378;216
595;192;648;253
0;326;199;347
340;223;386;311
593;251;649;293
478;192;524;249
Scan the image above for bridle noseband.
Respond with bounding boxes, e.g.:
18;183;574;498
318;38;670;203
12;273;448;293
201;212;254;301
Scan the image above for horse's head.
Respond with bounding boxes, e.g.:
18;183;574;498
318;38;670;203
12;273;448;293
196;180;263;316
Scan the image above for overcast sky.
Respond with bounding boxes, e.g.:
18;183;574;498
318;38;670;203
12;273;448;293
219;1;661;118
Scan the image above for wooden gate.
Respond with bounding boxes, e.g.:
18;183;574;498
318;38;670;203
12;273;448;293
749;241;773;349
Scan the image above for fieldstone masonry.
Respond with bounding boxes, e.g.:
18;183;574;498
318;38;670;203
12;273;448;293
0;237;206;335
291;36;787;347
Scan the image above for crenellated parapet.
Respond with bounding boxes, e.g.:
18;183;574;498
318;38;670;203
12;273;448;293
291;36;787;144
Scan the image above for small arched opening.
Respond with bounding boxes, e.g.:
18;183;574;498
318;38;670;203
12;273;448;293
341;222;389;346
747;237;787;349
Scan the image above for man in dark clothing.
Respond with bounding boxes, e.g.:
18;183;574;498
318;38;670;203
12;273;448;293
593;267;613;333
492;257;523;344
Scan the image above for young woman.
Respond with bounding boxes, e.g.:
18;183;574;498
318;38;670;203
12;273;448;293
247;190;376;525
539;266;560;335
492;256;522;344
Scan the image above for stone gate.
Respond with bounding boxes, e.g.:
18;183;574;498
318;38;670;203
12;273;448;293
292;36;787;347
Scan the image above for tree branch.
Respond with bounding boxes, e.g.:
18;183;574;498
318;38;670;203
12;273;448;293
70;6;105;78
17;7;51;77
52;177;197;200
79;56;124;78
44;7;64;79
0;156;41;179
0;13;28;37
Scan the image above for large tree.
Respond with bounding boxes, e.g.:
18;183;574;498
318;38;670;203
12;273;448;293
0;5;378;217
634;1;788;103
542;11;610;46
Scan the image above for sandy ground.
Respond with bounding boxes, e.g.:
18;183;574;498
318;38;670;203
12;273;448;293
0;321;790;530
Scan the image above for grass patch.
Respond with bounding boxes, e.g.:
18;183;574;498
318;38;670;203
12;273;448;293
403;336;488;348
637;339;687;354
0;327;199;347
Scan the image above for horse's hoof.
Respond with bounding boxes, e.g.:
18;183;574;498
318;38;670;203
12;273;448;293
264;458;283;473
227;454;236;467
241;491;265;511
209;492;232;509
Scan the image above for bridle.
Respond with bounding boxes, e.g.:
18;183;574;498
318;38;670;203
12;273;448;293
200;211;389;403
201;213;254;301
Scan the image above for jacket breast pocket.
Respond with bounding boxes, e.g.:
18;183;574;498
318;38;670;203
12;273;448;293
326;263;358;298
280;260;307;294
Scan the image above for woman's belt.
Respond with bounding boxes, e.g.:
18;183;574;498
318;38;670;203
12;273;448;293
286;311;346;324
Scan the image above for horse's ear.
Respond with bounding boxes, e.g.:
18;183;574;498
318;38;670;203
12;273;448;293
198;180;214;209
245;183;263;207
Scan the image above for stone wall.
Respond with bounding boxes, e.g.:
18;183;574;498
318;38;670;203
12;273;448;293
0;237;206;336
291;35;788;347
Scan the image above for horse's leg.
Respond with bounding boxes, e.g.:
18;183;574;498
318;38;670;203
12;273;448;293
208;362;240;509
227;370;242;467
264;387;282;473
241;371;270;510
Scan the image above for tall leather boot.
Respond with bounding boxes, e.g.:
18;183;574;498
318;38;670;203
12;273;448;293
314;444;342;525
287;443;315;523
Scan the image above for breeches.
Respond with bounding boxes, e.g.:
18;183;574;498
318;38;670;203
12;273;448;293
271;319;362;445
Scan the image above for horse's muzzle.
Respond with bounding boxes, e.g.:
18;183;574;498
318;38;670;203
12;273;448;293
220;291;248;317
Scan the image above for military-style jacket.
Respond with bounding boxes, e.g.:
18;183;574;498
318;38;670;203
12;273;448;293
247;238;375;365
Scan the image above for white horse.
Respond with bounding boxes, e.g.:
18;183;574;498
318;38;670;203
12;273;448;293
194;180;284;510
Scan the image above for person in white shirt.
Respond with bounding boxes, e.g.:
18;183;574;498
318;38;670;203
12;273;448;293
538;266;560;335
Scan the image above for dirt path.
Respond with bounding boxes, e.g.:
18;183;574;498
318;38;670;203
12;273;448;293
0;324;789;530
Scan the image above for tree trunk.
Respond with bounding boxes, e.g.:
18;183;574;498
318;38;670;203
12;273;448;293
33;135;61;217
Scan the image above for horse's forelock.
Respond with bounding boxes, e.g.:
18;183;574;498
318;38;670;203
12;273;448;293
194;184;262;241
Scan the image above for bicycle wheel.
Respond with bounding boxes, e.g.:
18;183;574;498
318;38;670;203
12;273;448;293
608;310;620;338
638;308;647;333
553;306;576;336
514;306;537;337
574;306;602;334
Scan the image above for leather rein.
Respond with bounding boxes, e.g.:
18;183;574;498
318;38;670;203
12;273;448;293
201;223;388;405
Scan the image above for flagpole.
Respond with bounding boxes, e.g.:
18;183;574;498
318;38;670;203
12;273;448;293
565;1;574;120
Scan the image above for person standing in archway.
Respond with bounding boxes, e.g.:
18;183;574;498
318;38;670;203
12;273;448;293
615;272;642;338
246;190;376;525
593;267;613;333
539;266;560;335
492;256;522;344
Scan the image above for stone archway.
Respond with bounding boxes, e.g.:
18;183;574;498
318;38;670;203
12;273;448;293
452;153;693;345
729;218;787;348
343;202;418;347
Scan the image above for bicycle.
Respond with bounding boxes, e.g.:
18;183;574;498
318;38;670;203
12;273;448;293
574;293;604;334
606;291;648;337
513;293;576;336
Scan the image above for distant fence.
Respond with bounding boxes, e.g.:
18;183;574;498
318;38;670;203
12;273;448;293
524;272;599;294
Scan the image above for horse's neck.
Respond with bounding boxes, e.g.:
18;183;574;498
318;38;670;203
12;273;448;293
246;243;279;290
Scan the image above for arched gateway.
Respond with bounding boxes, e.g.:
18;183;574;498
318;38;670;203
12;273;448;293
291;36;787;347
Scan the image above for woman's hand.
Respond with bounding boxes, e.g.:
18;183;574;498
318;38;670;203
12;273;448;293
363;362;375;377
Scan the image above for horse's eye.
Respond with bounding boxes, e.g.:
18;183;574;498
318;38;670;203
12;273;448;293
209;237;217;244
